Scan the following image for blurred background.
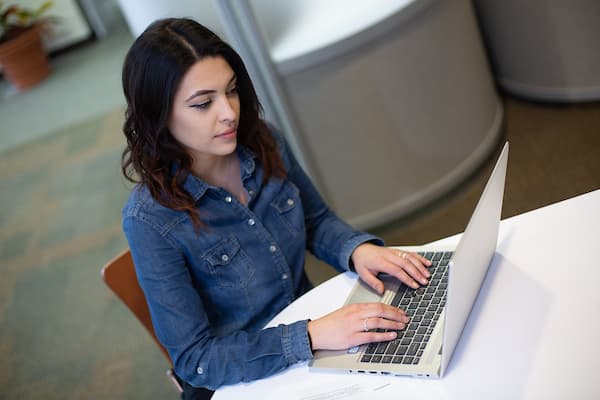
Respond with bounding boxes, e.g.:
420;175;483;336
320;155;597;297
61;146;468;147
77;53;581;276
0;0;598;398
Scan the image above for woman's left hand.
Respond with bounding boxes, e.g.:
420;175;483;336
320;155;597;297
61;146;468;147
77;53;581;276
350;243;432;294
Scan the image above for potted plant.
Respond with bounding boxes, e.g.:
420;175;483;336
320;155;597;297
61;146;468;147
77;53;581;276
0;1;53;90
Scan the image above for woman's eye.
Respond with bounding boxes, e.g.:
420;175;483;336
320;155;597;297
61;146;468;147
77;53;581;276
227;85;238;95
191;101;211;110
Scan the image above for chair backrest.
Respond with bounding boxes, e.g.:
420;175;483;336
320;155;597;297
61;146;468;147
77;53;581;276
101;249;172;364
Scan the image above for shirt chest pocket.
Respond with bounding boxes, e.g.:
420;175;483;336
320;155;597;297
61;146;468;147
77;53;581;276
270;182;304;236
203;235;255;289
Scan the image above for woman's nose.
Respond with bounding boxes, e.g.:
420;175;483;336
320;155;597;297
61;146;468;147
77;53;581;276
218;97;237;122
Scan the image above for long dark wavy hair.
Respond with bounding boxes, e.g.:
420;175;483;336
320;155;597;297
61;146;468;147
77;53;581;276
121;18;285;228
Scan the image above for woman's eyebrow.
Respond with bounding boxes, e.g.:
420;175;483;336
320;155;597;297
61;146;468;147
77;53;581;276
185;75;237;102
185;89;214;102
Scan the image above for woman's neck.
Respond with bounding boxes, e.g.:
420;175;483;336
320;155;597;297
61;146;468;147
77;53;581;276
191;152;247;204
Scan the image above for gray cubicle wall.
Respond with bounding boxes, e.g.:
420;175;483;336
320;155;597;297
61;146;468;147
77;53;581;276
474;0;600;102
277;0;503;228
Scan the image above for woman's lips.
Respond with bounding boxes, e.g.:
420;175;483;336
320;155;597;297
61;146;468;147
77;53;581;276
215;128;237;139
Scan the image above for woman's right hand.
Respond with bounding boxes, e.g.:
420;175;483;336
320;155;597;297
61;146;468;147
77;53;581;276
307;303;409;351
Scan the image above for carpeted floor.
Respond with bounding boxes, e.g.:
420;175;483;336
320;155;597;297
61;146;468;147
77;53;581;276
0;107;175;399
0;96;599;399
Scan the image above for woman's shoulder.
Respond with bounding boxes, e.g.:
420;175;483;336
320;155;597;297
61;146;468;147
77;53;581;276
122;184;176;223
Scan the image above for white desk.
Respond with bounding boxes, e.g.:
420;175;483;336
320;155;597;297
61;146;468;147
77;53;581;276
215;189;600;400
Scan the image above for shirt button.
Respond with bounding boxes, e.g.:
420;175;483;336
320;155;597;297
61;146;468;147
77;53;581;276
269;245;277;253
221;254;229;262
287;198;294;206
225;196;232;203
282;273;288;280
248;189;255;196
196;366;204;375
248;218;255;226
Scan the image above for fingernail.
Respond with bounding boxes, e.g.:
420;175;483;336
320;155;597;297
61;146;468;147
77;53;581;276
421;278;428;284
388;332;397;339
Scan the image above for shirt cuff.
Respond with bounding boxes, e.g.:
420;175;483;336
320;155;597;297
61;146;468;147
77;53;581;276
342;234;385;272
280;320;313;364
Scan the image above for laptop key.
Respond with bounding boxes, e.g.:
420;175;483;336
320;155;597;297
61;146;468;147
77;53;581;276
375;342;388;354
365;343;378;355
385;340;400;355
407;344;419;356
361;354;372;362
382;355;393;363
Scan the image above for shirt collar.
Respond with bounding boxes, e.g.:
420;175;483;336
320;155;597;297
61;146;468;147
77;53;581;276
180;145;257;201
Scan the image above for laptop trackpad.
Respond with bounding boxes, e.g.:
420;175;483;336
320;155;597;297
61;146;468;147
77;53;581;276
345;275;399;305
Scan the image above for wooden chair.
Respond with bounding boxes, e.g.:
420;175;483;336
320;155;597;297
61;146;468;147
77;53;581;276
101;249;183;393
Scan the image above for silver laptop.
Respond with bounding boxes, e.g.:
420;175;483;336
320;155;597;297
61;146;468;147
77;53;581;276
310;142;509;378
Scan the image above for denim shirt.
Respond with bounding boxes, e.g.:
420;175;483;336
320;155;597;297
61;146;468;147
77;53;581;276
122;127;382;390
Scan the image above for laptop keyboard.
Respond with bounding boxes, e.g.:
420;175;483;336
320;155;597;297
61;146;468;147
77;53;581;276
360;251;451;366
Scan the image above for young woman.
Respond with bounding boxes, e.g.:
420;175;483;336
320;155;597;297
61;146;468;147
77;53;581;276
121;18;431;399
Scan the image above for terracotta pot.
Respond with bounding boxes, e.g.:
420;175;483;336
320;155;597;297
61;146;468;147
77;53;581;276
0;25;51;90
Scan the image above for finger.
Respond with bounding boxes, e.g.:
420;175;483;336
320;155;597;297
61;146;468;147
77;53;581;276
390;252;428;286
415;252;433;266
385;255;422;288
365;256;420;289
362;317;408;332
358;270;385;294
405;253;431;278
358;330;398;343
356;303;409;322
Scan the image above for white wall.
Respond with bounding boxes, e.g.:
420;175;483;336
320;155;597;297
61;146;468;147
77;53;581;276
20;0;93;51
115;0;223;38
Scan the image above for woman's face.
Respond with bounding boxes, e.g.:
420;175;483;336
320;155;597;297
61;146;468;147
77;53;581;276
168;56;240;166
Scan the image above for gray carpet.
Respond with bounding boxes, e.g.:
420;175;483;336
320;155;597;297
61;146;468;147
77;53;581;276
0;96;599;399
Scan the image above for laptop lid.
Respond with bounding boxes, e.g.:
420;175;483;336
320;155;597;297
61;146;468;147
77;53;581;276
440;141;508;375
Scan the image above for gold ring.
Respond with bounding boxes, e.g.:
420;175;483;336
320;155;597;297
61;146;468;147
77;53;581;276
363;318;369;332
399;251;407;259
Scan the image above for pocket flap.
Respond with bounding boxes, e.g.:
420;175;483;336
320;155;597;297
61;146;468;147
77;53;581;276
271;184;299;214
204;236;240;267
